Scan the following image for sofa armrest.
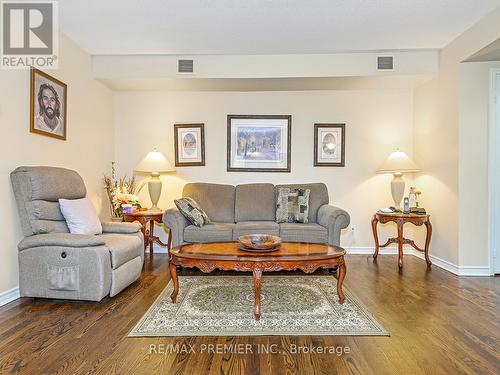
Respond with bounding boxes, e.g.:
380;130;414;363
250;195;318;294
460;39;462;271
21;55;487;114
101;221;142;234
163;208;189;248
18;233;105;251
317;204;350;246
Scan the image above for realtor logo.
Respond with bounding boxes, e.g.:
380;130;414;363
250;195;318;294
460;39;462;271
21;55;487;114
1;1;58;69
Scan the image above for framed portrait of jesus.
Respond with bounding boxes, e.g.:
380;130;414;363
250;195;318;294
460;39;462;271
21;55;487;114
30;67;67;140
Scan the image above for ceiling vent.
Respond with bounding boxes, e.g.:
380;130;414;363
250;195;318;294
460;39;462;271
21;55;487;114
178;59;194;73
377;56;394;70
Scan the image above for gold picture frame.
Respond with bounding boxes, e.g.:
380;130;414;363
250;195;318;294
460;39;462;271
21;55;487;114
30;67;67;140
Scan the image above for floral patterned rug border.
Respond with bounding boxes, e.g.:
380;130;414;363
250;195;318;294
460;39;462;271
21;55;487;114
129;276;389;337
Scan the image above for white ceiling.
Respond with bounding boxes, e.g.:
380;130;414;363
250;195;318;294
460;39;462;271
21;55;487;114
60;0;500;55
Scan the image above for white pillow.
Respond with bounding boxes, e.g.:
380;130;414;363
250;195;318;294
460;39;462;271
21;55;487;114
59;198;102;235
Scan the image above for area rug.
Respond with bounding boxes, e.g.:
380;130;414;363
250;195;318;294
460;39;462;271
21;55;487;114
129;276;389;337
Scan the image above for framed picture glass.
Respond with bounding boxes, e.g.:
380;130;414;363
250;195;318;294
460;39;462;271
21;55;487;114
30;67;67;140
227;115;291;172
314;123;345;167
174;123;205;166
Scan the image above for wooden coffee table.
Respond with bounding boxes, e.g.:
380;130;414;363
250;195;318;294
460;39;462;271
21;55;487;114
168;242;347;320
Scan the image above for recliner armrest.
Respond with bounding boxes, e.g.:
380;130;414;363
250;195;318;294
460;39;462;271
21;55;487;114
101;221;142;234
18;233;105;251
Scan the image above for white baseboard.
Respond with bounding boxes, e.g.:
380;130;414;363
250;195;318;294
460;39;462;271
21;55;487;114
152;244;168;254
346;246;492;276
0;287;20;307
346;246;398;255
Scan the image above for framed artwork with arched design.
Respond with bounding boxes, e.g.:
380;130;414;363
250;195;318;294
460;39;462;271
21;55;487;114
174;123;205;166
314;123;345;167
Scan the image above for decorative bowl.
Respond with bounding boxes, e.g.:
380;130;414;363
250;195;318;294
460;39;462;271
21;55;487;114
238;234;282;250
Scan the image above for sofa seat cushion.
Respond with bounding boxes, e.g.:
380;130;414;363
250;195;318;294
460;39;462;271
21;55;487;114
279;223;328;244
233;221;279;240
184;223;235;243
98;233;142;270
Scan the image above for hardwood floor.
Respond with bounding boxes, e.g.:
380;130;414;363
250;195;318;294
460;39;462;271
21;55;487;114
0;254;498;375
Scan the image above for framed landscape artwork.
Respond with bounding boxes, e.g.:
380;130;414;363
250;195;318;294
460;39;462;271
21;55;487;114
314;123;345;167
227;115;291;172
30;67;67;140
174;123;205;166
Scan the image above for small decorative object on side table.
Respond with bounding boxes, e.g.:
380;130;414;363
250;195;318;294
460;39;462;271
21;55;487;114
123;210;169;253
371;211;432;269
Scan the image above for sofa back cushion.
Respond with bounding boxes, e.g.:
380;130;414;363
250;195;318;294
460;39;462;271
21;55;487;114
235;183;275;222
183;183;236;223
274;183;329;223
10;166;87;237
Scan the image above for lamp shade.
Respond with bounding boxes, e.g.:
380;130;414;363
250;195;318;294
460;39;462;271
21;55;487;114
376;149;421;174
135;149;174;174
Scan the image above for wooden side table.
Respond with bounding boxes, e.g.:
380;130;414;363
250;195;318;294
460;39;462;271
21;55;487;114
371;212;432;269
123;210;169;253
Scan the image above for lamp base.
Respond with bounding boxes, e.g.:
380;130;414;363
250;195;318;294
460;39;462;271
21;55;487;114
391;173;405;210
148;173;162;212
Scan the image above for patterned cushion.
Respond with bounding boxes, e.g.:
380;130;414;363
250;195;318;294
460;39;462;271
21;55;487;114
276;188;311;224
174;197;210;227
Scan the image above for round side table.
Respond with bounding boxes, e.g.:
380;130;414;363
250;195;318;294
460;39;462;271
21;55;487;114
123;210;169;253
371;211;432;269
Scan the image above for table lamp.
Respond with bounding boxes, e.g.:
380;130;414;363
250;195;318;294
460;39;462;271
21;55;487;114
135;149;175;212
377;149;421;210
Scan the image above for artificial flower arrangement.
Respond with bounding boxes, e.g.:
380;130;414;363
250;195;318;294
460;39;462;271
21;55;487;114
104;162;142;219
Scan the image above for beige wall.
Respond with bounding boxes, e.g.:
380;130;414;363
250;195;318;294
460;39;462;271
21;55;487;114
414;6;500;268
0;34;114;295
113;89;415;248
459;61;500;267
413;56;460;264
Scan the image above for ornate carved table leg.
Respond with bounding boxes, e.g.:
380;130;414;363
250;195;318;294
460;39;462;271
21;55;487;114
337;260;346;304
167;228;172;251
424;219;433;269
397;220;404;269
149;220;155;253
140;219;148;252
371;215;380;259
253;268;263;321
169;261;179;303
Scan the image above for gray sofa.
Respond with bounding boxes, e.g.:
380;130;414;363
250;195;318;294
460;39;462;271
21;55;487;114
163;182;350;249
11;166;144;301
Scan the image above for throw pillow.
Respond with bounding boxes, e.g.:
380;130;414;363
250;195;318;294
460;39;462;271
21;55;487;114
276;188;311;224
59;198;103;235
174;197;210;227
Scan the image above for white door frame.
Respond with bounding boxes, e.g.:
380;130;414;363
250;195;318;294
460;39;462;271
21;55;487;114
488;68;500;275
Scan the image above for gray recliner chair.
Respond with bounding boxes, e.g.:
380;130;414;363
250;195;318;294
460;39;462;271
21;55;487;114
10;166;144;301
